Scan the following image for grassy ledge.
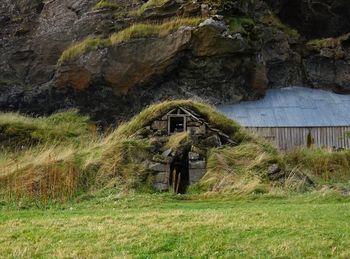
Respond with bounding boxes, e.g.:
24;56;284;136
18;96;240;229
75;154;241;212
306;33;350;51
59;18;203;62
59;37;111;62
93;0;120;10
130;0;170;16
110;17;203;44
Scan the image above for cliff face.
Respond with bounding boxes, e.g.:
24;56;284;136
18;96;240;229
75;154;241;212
0;0;349;124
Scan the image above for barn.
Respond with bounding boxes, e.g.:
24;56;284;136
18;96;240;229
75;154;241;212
218;87;350;150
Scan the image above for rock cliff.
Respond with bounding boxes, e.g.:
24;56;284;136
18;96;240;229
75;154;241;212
0;0;349;124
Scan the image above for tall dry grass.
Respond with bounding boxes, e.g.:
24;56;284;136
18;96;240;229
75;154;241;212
193;143;280;194
284;148;350;182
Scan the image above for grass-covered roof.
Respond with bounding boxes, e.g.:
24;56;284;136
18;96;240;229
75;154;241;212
111;100;255;143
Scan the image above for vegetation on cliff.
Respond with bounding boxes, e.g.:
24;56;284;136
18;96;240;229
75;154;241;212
60;17;203;62
110;17;203;44
93;0;120;10
59;37;111;62
306;33;350;51
131;0;171;16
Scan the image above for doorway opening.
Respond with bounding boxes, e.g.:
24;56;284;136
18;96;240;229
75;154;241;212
169;150;190;194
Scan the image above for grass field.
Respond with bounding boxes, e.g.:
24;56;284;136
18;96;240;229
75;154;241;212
1;192;350;258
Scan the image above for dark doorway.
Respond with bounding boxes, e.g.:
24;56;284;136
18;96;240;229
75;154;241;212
169;150;190;194
169;116;185;134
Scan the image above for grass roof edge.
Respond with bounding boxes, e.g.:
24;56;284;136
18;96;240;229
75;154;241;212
110;99;255;143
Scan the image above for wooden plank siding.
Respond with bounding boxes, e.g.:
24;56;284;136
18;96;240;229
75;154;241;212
247;127;350;150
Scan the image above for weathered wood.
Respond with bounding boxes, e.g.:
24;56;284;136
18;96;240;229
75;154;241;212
248;127;350;150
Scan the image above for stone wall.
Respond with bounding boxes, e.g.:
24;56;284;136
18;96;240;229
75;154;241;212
188;151;206;184
148;162;169;191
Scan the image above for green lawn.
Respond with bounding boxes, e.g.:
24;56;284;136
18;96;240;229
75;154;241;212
1;193;350;258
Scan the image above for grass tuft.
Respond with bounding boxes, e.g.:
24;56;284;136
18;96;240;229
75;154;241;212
110;17;203;45
93;0;120;10
0;110;94;148
306;33;350;51
193;143;279;193
131;0;171;16
284;148;350;182
166;132;190;150
59;37;111;62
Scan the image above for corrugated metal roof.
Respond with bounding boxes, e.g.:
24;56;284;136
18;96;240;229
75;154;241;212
217;87;350;127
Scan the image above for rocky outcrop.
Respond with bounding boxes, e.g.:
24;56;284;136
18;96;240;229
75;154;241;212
303;33;350;92
266;0;350;39
0;0;349;124
55;26;193;94
55;17;255;99
0;0;130;85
